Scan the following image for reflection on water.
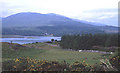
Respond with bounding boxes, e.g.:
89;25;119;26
1;36;61;44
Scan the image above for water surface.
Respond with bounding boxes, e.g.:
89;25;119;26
1;36;61;44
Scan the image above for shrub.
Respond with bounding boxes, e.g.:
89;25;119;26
2;57;69;71
2;57;119;71
70;61;92;71
109;50;120;70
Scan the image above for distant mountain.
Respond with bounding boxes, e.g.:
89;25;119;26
3;12;92;27
72;19;106;26
99;26;119;33
2;12;119;36
80;21;106;26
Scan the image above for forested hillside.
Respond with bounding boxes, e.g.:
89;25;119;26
2;12;119;36
60;34;120;51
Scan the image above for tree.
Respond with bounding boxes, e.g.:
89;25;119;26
60;33;119;50
51;39;54;43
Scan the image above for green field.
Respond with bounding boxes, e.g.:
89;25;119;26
2;42;112;65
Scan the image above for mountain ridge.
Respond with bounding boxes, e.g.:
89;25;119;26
2;12;97;27
2;12;119;36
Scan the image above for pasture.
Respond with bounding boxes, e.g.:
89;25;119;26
2;42;112;65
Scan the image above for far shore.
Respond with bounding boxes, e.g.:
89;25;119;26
2;35;59;38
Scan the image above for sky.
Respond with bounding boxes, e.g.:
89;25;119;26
0;0;119;26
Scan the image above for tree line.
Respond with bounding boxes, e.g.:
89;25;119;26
60;34;120;50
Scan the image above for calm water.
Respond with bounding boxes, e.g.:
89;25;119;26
1;36;61;44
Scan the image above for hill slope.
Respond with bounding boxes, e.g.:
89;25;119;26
2;12;119;36
2;12;93;27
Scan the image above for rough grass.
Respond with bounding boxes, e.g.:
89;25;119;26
2;42;111;65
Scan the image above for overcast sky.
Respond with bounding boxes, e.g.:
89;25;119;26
0;0;119;26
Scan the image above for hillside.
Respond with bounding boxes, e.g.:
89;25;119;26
2;12;119;36
2;12;92;27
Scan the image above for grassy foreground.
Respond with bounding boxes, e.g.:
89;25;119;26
2;42;112;65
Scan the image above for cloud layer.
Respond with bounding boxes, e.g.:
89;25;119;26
0;0;119;26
